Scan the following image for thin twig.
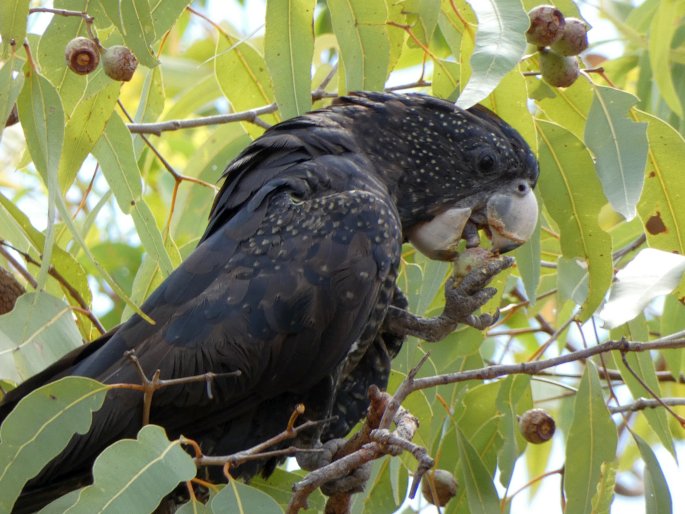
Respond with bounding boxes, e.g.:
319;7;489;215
609;397;685;414
0;240;105;334
127;105;279;134
387;338;685;414
123;350;241;425
620;351;685;427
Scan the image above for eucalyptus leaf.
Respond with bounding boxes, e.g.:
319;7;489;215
0;292;82;383
564;362;617;514
600;248;685;329
0;0;29;58
64;425;196;514
536;120;613;320
457;0;528;109
326;0;390;92
265;0;315;118
0;377;107;513
634;433;673;514
584;86;648;221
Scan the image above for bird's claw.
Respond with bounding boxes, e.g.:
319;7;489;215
443;255;513;329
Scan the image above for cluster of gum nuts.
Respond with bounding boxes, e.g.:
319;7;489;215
420;408;556;506
526;5;589;88
65;37;138;81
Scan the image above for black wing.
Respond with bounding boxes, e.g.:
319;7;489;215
3;122;402;504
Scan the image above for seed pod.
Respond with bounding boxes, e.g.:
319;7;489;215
0;267;24;315
526;5;565;47
64;37;100;75
102;46;138;82
519;408;556;444
540;48;580;87
551;17;589;56
452;247;495;282
421;469;458;507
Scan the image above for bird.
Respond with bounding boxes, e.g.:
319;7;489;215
0;91;539;512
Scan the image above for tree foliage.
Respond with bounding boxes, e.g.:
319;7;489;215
0;0;684;512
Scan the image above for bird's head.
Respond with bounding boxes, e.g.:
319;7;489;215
334;92;539;260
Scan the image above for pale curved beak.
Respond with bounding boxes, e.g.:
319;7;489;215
486;181;538;253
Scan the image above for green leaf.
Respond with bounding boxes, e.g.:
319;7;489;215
176;496;213;514
455;428;500;514
150;0;192;37
456;0;528;109
99;0;159;68
611;336;675;459
0;0;28;58
584;85;648;221
648;1;685;117
0;192;92;315
564;361;618;514
64;425;196;513
634;433;673;514
403;0;441;46
93;113;173;276
265;0;315;119
327;0;390;91
455;381;502;472
249;469;325;512
362;457;408;513
210;480;283;514
58;81;121;192
590;460;617;514
131;200;175;277
17;66;65;288
0;292;82;383
635;110;685;295
93;113;143;213
532;66;593;141
660;296;685;377
214;30;279;136
0;52;24;141
0;377;108;513
17;67;64;193
35;0;111;114
496;375;532;488
536;120;613;320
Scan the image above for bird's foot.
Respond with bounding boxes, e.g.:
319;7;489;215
296;438;372;495
383;255;513;341
444;254;514;330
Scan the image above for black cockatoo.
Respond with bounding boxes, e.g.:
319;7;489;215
0;91;539;512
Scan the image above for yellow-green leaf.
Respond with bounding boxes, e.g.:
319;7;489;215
648;1;685;117
214;30;279;136
327;0;390;92
58;81;121;192
636;110;685;273
536;120;613;319
265;0;315;119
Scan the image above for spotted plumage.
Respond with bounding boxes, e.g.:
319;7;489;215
0;91;538;512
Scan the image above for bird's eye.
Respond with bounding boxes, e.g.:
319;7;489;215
478;152;497;173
